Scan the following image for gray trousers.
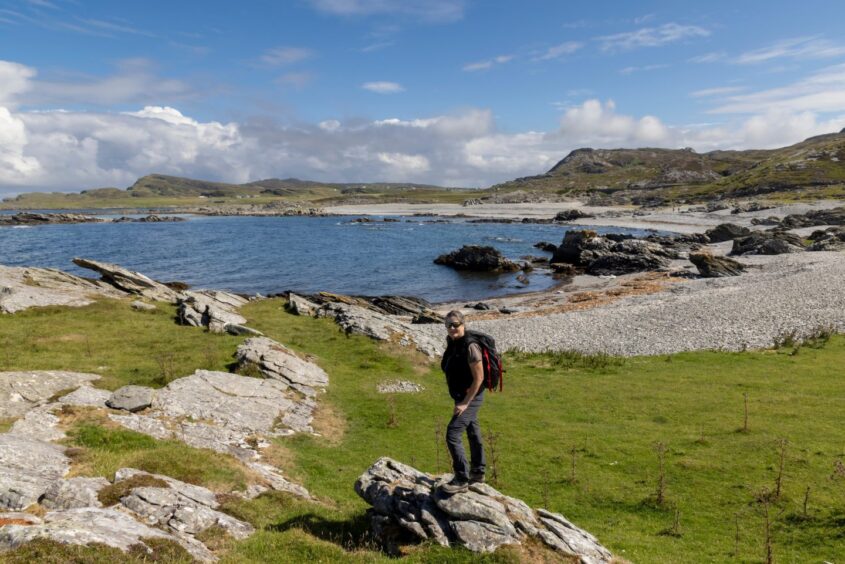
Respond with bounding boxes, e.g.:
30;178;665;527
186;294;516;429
446;394;486;481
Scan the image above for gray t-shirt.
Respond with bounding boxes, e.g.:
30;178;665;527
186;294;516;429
468;342;482;364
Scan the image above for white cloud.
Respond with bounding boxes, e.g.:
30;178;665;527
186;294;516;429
688;51;726;63
463;54;513;72
361;81;404;94
260;47;313;66
377;152;430;176
619;63;669;75
559;99;671;145
598;23;709;52
0;107;41;182
690;86;746;98
0;60;35;108
533;42;583;61
308;0;465;23
736;36;845;64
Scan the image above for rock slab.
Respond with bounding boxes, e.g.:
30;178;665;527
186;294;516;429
355;457;612;562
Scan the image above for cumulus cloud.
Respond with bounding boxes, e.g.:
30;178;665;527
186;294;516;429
361;81;404;93
0;60;35;108
598;23;709;52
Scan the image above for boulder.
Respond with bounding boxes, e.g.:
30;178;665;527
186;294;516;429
0;266;124;314
553;209;594;222
317;302;445;358
704;223;752;243
689;252;746;277
0;371;100;418
533;241;558;253
807;226;845;251
355;457;612;561
57;385;111;408
730;231;805;256
236;337;329;397
286;293;318;316
177;290;249;333
72;258;180;303
0;434;69;510
434;246;520;272
106;385;155;413
551;230;610;265
780;206;845;228
130;300;156;312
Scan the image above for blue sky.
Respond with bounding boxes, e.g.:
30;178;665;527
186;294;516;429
2;0;845;193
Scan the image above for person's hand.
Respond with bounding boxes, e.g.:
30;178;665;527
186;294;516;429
454;403;468;416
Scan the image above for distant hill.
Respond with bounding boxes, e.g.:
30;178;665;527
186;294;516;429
491;130;845;204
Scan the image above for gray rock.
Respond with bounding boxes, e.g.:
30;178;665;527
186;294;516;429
58;385;111;408
355;457;611;561
377;380;425;394
72;258;180;303
246;462;312;499
0;434;69;510
225;323;264;336
0;507;215;563
0;371;100;418
236;337;329;397
730;231;805;256
108;412;173;440
0;512;42;525
130;300;156;312
704;223;752;243
434;245;521;272
317;302;445;358
9;405;63;442
106;385;155;412
177;290;249;332
114;469;220;508
40;477;110;510
0;266;124;314
287;293;318;316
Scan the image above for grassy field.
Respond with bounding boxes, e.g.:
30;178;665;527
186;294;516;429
0;298;844;563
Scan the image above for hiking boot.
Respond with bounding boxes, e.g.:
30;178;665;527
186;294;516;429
439;478;469;494
469;472;485;485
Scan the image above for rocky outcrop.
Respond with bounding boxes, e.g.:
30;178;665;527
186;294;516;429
0;266;124;314
704;223;752;243
111;215;186;223
554;209;594;222
552;231;672;275
176;290;249;333
434;246;520;272
287;293;319;316
235;337;329;397
689;251;746;277
0;434;69;510
355;458;612;562
0;507;214;562
317;302;445;357
307;293;443;325
730;231;805;256
807;226;845;251
0;371;100;418
40;477;110;510
0;213;104;226
779;206;845;228
72;258;180;302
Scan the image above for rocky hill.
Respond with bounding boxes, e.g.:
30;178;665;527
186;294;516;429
491;130;845;205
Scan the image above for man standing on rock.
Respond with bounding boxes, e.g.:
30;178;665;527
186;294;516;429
439;310;486;494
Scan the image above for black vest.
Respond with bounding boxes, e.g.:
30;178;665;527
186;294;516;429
441;334;483;402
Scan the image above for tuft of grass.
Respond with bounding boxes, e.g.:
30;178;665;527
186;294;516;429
97;474;170;506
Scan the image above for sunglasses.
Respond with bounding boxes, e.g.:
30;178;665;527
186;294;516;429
446;322;462;329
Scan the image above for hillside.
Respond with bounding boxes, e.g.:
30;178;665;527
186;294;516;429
490;130;845;205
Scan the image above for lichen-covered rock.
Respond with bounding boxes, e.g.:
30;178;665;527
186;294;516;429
0;371;100;418
287;293;318;316
317;302;445;358
9;405;63;442
355;457;612;561
235;337;329;397
58;385;111;408
0;434;69;510
40;477;110;510
106;385;155;413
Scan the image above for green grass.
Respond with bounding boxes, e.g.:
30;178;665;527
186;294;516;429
1;298;845;562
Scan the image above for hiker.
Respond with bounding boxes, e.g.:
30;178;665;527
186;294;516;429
439;310;486;494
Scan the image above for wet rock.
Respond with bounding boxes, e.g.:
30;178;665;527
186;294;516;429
236;337;329;397
72;258;180;302
466;302;492;310
0;507;215;562
0;266;124;314
533;241;558;253
689;251;746;277
550;263;577;276
551;230;610;265
0;371;100;418
40;477;110;510
286;293;318;316
317;302;445;358
704;223;752;243
355;457;611;561
0;434;69;510
106;385;155;413
434;246;520;272
730;231;805;255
